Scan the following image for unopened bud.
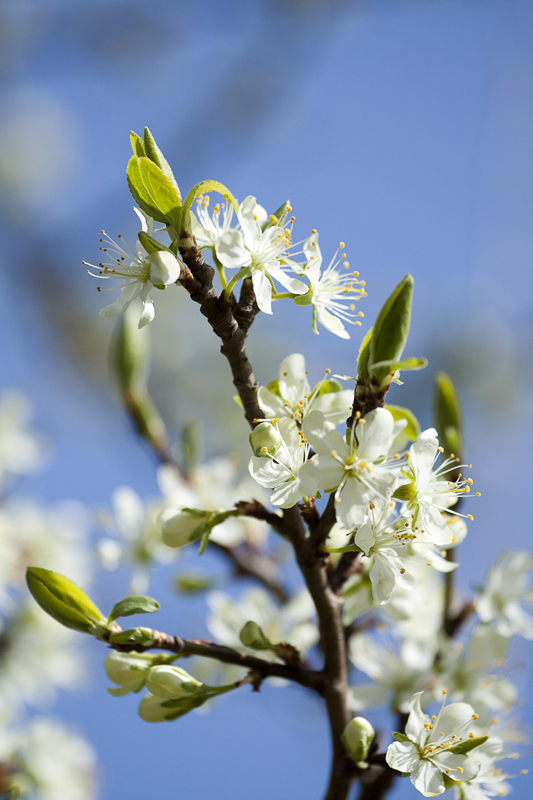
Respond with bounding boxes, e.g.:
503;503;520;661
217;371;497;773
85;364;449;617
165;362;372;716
146;665;203;700
342;717;375;768
149;250;183;289
249;422;282;457
105;651;172;696
239;621;272;651
161;509;212;549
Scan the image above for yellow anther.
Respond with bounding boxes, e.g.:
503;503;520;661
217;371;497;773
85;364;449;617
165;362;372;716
476;492;481;496
325;368;331;374
469;732;475;738
472;714;479;720
457;767;464;773
400;568;406;574
467;514;474;521
438;446;444;453
339;242;345;249
269;215;278;223
311;229;317;234
330;450;338;457
342;253;347;259
358;418;366;425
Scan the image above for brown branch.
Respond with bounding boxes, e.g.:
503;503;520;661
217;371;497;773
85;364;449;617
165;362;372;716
281;506;356;800
178;231;264;428
330;551;363;594
109;629;326;693
210;540;290;604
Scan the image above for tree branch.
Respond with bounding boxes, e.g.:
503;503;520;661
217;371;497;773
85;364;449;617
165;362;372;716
109;629;326;693
210;540;290;604
281;506;356;800
178;232;264;427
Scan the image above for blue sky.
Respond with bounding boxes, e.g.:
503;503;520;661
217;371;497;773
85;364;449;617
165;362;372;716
1;1;532;797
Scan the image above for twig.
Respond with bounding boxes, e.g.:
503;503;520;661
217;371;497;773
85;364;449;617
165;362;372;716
178;232;264;428
210;540;289;604
282;506;356;800
330;552;363;595
109;629;326;693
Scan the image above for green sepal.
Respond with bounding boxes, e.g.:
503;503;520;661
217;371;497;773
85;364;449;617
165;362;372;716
181;180;238;233
194;509;238;556
108;596;160;623
385;405;420;442
369;275;414;384
262;200;290;231
143;127;181;197
127;156;182;228
393;482;417;502
130;130;146;157
322;544;361;554
26;567;107;635
293;290;313;306
357;327;373;382
137;231;173;255
109;627;155;645
392;732;410;742
447;735;488;755
265;378;281;397
433;372;464;459
239;621;272;651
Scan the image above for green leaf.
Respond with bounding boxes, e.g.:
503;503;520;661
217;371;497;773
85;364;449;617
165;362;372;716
262;200;291;231
143;127;181;197
108;595;160;623
385;405;420;442
433;372;464;459
181;180;238;232
130;130;146;157
447;735;488;755
315;379;342;396
356;327;373;383
126;156;182;227
109;627;155;645
392;732;410;742
369;275;414;384
137;230;173;254
26;567;107;634
369;357;427;381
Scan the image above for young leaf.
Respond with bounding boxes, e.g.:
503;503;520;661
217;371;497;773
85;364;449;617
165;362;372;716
181;180;238;231
143;127;181;197
26;567;107;634
108;595;160;623
130;130;146;157
127;156;182;227
239;621;272;651
369;275;414;384
357;327;373;383
109;627;156;646
385;405;420;442
262;200;291;231
137;230;173;254
434;371;464;459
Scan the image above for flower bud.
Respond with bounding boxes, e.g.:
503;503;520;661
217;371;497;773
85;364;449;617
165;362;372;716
138;693;187;722
149;250;183;288
342;717;375;768
104;651;157;696
161;509;212;549
146;665;203;700
249;422;282;457
239;621;272;651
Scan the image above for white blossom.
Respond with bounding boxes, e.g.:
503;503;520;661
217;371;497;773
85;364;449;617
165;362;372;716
85;208;183;327
476;551;533;639
190;194;243;251
248;417;308;508
403;429;475;546
0;389;45;489
300;409;398;531
295;233;367;339
257;353;352;427
216;196;308;314
386;692;485;796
